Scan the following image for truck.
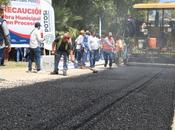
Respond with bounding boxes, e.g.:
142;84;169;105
4;0;55;50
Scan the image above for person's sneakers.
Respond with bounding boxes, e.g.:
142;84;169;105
104;64;107;68
26;70;32;73
50;71;59;75
80;66;86;69
63;70;67;76
37;70;44;73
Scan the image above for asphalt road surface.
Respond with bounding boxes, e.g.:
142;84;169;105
0;65;175;130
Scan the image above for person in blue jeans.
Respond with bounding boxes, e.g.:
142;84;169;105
28;22;44;72
75;30;85;68
89;34;100;68
28;47;41;71
0;6;11;66
15;48;24;62
90;49;99;68
82;30;91;65
0;47;4;65
103;51;113;68
101;32;115;68
51;33;72;76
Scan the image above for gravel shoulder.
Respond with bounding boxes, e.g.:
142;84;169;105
0;65;105;89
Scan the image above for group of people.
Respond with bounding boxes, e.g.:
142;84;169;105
0;5;127;76
49;30;127;76
26;23;128;76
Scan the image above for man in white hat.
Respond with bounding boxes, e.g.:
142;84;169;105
75;30;85;68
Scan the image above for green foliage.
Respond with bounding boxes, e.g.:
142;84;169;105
68;27;79;39
54;7;82;31
52;0;159;33
0;0;9;5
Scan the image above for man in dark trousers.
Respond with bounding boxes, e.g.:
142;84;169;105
27;22;44;72
51;32;72;76
0;6;11;66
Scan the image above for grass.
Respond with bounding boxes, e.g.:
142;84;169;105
2;61;26;69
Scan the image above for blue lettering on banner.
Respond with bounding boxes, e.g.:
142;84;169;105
43;10;50;32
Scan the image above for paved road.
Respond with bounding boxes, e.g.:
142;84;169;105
0;65;175;130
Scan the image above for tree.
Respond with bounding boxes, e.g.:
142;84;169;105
52;0;160;35
0;0;10;5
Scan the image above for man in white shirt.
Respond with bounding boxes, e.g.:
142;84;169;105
82;30;91;66
75;30;85;68
89;33;100;68
27;22;44;72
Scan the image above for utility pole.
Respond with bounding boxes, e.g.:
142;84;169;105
99;16;102;37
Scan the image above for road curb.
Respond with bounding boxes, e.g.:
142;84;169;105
127;62;175;68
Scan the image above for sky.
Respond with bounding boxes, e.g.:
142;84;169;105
159;0;175;2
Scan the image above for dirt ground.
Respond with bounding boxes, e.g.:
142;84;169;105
0;62;104;88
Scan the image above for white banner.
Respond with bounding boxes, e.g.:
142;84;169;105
4;0;55;50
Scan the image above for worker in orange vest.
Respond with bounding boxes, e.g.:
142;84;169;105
101;32;115;69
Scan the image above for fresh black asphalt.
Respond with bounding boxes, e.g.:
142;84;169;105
0;65;175;130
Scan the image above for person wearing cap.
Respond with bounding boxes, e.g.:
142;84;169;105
82;30;91;64
27;22;44;72
102;32;115;69
115;35;125;66
0;6;11;66
89;32;100;68
51;32;72;76
75;30;85;68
